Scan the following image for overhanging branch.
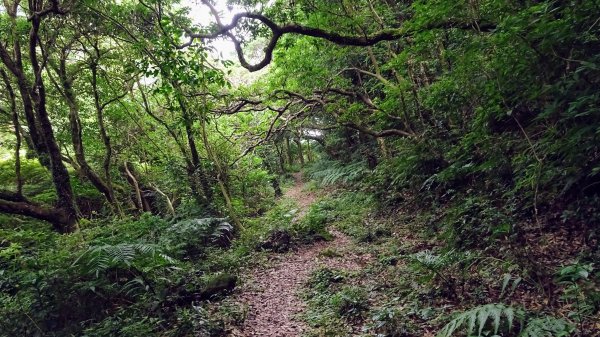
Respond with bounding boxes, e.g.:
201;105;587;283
184;1;496;71
0;191;71;231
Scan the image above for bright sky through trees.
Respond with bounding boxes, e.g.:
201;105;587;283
182;0;239;60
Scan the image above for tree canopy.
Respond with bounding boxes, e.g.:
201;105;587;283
0;0;599;336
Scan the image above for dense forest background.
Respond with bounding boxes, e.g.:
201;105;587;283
0;0;599;336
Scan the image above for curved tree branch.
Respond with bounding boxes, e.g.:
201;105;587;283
343;122;414;138
0;191;72;232
185;1;495;71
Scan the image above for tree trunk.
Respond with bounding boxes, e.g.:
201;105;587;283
378;138;389;159
90;59;116;205
262;155;282;198
151;184;176;216
176;92;213;207
28;16;78;232
0;196;76;233
0;69;23;195
138;82;208;208
275;142;286;173
199;117;243;231
294;138;305;167
285;136;293;166
0;3;77;232
358;132;378;169
123;162;151;212
56;55;115;204
0;27;50;168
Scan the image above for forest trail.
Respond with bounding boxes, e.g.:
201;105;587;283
231;173;364;337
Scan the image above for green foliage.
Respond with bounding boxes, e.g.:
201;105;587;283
293;201;333;243
303;267;368;334
73;243;176;277
0;157;50;190
409;249;462;281
438;304;575;337
520;316;574;337
160;305;226;337
499;274;522;300
161;217;234;258
0;213;239;336
557;263;594;283
437;303;523;337
367;140;447;202
2;0;600;335
306;160;369;186
367;302;420;337
308;267;346;292
440;196;514;249
408;248;478;300
81;308;161;337
555;263;600;330
330;286;369;319
314;191;377;241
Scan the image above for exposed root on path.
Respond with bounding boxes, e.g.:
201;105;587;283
230;173;364;337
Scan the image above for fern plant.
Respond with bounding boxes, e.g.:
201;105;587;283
307;160;368;186
437;304;574;337
437;303;524;337
73;243;177;297
500;273;522;299
73;243;176;277
161;217;234;258
411;250;459;272
520;316;574;337
409;249;473;284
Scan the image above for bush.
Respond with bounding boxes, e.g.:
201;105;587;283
293;203;333;243
330;286;369;319
160;217;234;258
440;196;514;249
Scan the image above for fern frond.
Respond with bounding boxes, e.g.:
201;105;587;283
166;217;232;242
160;217;233;257
519;316;574;337
74;243;176;277
307;160;368;186
437;303;524;337
410;249;460;272
500;274;522;299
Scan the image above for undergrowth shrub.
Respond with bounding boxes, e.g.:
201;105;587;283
162;305;226;337
303;267;367;334
330;286;369;319
0;212;246;336
437;303;574;337
74;243;176;278
555;262;600;333
367;304;417;337
305;160;369;186
293;202;333;243
368;140;447;203
80;307;161;337
161;217;234;258
408;249;477;300
519;316;575;337
317;191;376;240
437;303;523;337
440;196;514;249
308;267;346;292
84;213;169;244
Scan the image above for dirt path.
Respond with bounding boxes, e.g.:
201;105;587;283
284;172;317;220
231;173;362;337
